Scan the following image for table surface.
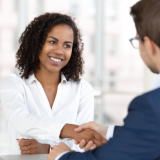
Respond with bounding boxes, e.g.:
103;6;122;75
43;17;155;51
0;154;48;160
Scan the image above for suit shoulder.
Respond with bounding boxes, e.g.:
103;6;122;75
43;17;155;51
133;88;160;104
131;88;160;102
144;87;160;97
129;88;160;121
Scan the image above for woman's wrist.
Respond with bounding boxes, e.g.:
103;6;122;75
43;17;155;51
43;144;50;154
60;124;79;139
37;142;50;154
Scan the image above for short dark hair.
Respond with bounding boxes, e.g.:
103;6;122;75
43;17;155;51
130;0;160;47
16;13;84;81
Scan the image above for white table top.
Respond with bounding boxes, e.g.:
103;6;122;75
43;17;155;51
0;154;48;160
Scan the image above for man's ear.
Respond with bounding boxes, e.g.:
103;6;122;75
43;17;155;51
143;36;156;56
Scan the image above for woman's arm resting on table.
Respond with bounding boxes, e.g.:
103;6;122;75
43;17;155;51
17;139;50;154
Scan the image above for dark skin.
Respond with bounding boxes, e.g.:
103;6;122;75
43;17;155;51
17;139;50;154
17;24;107;154
60;124;107;146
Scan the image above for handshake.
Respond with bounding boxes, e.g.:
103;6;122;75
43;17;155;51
17;122;108;154
73;122;108;151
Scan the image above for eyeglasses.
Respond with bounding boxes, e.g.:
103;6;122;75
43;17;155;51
129;37;143;49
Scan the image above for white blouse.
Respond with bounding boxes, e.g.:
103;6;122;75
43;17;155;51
0;73;94;154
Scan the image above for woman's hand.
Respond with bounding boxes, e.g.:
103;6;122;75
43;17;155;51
17;139;50;154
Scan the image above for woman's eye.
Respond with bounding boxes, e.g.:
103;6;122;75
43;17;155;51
50;41;56;44
64;44;71;48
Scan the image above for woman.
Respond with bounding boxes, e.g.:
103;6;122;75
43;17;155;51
0;13;105;155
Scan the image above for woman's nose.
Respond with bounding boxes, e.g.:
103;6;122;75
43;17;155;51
54;44;63;55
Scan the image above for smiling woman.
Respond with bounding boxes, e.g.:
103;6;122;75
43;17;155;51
0;13;106;155
16;13;84;81
38;25;74;77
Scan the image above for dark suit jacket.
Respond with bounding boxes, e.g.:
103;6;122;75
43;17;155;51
60;88;160;160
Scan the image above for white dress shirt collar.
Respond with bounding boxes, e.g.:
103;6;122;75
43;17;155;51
151;73;160;89
26;72;67;85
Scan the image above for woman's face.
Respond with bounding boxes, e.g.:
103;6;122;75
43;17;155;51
39;24;74;74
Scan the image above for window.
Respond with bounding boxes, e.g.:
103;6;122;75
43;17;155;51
88;0;96;17
107;0;117;20
13;30;18;50
71;3;78;16
109;71;116;89
36;0;44;14
90;35;95;54
106;35;118;55
13;0;18;12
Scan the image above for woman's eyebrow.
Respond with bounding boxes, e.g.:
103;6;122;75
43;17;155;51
48;36;58;41
48;36;73;44
64;41;73;44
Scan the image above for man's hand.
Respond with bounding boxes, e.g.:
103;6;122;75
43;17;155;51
48;143;71;160
75;139;97;151
74;122;108;151
17;139;50;154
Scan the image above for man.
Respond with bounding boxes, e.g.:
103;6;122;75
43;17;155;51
48;0;160;159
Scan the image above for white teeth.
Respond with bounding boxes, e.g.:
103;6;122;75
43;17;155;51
50;57;61;62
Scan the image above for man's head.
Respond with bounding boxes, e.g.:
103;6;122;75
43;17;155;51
130;0;160;73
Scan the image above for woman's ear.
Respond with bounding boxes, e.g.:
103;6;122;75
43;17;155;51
143;36;156;57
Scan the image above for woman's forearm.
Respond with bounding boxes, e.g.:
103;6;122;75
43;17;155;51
60;124;78;139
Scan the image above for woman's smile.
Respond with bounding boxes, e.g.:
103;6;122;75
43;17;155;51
48;56;64;65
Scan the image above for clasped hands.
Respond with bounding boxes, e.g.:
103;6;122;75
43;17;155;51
74;122;108;151
48;122;108;160
17;122;108;159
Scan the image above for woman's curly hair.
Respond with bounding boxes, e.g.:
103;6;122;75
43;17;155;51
16;13;84;81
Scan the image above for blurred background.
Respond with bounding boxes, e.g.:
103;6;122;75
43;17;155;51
0;0;157;154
